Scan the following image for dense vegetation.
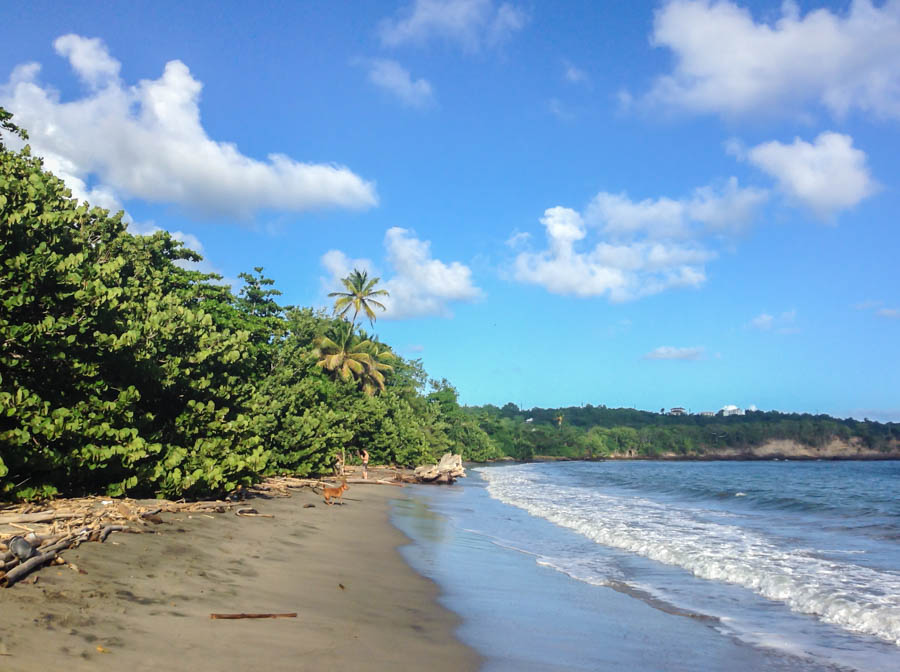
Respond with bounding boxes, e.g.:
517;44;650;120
0;109;498;501
464;403;900;461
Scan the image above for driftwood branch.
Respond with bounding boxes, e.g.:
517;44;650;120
210;613;297;620
343;478;403;487
99;525;131;542
235;508;273;518
0;511;80;525
0;551;58;587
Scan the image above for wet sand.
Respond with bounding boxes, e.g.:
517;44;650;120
0;484;479;672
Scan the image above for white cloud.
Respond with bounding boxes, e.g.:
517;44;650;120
743;132;876;218
53;35;120;89
749;309;797;333
512;179;766;301
379;0;527;51
505;231;531;248
749;313;774;330
320;249;375;286
368;59;434;107
587;178;767;239
643;0;900;119
644;346;705;361
852;300;900;320
322;228;482;320
513;207;714;301
564;61;588;84
1;35;377;218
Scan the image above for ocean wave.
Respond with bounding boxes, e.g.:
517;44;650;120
478;465;900;647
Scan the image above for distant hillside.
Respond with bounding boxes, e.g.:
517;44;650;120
463;404;900;461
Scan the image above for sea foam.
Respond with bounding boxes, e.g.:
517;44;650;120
479;465;900;647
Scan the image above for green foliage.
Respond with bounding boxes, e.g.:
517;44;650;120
0;108;496;500
426;380;501;462
467;403;900;459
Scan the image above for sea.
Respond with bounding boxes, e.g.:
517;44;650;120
391;460;900;672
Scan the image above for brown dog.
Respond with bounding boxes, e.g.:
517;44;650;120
322;478;349;505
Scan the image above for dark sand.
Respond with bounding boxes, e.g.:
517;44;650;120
0;484;479;671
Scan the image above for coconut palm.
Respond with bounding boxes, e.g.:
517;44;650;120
313;321;369;385
313;323;395;396
328;269;389;329
357;339;396;396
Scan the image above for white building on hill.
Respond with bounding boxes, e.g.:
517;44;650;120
721;405;744;416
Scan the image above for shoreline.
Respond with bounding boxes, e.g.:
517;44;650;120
0;482;480;671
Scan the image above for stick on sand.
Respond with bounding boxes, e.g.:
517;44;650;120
209;613;297;620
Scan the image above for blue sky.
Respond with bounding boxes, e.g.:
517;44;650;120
2;1;898;420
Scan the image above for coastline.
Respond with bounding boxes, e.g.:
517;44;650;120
0;482;479;672
396;466;898;672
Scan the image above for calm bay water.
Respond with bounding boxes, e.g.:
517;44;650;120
393;460;900;672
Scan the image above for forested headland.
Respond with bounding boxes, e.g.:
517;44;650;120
0;108;496;501
2;108;897;502
462;403;900;461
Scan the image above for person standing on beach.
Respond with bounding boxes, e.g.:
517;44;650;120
360;449;369;480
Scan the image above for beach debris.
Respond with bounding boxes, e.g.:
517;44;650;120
235;508;273;518
0;549;60;587
8;536;36;562
0;496;239;588
226;484;248;501
209;612;297;619
0;465;422;588
413;453;466;484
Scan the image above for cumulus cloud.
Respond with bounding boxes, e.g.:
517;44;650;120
368;59;434;107
379;0;527;51
512;179;766;301
322;228;483;320
742;132;876;218
0;35;377;218
587;177;767;239
644;346;705;361
54;35;120;88
643;0;900;119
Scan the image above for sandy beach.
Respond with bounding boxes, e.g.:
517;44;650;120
0;481;479;672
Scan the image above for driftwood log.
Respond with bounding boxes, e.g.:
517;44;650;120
413;453;466;484
0;551;60;587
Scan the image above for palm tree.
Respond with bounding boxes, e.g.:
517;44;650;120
313;321;369;385
357;339;396;396
328;269;389;329
312;323;395;396
313;325;396;471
